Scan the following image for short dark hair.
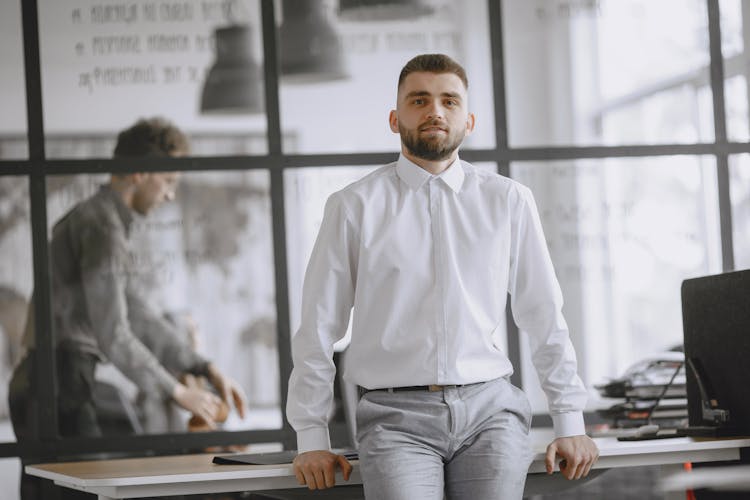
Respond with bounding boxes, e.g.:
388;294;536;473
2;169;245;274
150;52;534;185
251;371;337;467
397;53;468;90
113;117;189;158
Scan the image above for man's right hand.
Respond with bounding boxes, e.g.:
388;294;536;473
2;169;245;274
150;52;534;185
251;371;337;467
293;450;353;490
172;383;222;428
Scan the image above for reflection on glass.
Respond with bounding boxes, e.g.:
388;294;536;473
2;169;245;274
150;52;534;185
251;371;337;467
284;166;378;343
38;170;279;437
38;0;267;157
730;155;750;269
279;0;496;154
0;1;28;159
511;157;721;412
721;0;749;142
0;176;31;444
504;0;713;147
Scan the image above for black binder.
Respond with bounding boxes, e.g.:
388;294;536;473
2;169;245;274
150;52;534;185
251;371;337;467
213;450;358;466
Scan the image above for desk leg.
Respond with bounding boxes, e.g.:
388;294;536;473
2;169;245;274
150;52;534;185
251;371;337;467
661;463;688;500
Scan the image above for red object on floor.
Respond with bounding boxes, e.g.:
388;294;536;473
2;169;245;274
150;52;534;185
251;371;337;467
684;462;696;500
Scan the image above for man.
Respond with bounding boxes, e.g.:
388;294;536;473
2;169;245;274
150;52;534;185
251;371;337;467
9;117;247;499
286;54;599;499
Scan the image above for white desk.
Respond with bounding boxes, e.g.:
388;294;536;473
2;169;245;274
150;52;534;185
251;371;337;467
661;464;750;493
26;433;750;500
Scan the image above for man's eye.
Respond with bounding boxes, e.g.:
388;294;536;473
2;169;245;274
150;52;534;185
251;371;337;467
446;100;457;106
413;99;424;105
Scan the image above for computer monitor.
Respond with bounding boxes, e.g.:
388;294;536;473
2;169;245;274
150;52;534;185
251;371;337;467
681;269;750;437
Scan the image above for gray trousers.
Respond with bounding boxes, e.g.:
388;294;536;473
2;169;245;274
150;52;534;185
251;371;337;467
356;377;534;500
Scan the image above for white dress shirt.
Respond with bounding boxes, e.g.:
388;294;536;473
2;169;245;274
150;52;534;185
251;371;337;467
287;154;588;453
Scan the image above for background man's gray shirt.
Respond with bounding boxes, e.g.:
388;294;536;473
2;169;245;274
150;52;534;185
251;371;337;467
23;185;208;397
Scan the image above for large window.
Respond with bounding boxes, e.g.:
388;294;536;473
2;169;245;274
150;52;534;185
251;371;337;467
512;157;722;411
277;0;496;153
721;0;749;142
730;154;750;269
0;0;27;159
0;176;30;445
46;171;279;435
504;0;713;147
38;0;267;158
1;3;749;495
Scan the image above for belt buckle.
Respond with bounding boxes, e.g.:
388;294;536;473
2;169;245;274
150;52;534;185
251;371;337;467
428;384;443;392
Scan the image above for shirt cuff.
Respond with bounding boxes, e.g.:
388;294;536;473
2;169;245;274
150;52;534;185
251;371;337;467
551;411;586;438
296;426;331;454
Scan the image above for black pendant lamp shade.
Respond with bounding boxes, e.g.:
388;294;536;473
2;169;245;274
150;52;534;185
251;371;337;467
200;25;264;114
338;0;434;21
279;0;349;83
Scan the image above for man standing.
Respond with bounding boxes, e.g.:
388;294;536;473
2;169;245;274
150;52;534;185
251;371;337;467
286;54;599;499
9;117;247;499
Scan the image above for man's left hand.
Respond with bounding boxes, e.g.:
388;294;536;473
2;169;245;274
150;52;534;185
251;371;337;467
206;363;248;419
545;435;599;480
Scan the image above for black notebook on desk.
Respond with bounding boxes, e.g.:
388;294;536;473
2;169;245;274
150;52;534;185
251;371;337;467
213;450;358;466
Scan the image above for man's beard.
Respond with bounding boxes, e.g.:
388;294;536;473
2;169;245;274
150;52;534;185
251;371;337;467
400;121;464;161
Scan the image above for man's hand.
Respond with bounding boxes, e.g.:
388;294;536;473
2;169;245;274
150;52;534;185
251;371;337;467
545;435;599;480
293;450;353;490
172;383;222;428
206;363;248;419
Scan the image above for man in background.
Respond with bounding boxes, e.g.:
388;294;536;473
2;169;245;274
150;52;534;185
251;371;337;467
9;117;247;500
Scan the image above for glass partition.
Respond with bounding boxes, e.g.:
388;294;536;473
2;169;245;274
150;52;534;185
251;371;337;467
511;156;722;412
721;0;749;142
45;170;279;436
503;0;713;147
284;165;378;343
0;176;31;444
38;0;267;158
730;154;750;269
278;0;496;154
0;0;28;159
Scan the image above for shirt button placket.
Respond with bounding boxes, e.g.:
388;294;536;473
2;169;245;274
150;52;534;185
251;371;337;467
429;179;446;382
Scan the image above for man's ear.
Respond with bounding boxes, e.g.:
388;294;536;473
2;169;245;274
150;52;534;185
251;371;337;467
465;113;476;136
388;110;399;134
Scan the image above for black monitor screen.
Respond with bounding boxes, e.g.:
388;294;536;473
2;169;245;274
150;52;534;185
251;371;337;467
681;269;750;436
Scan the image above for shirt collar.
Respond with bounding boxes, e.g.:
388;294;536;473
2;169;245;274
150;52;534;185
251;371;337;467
100;184;135;232
396;154;465;193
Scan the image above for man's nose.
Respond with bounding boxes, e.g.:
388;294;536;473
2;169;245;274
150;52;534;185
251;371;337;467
425;102;445;120
164;189;176;202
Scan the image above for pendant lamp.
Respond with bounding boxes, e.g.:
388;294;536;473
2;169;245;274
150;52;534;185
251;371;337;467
338;0;434;21
200;25;264;114
279;0;349;83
